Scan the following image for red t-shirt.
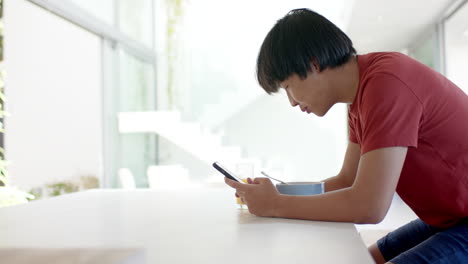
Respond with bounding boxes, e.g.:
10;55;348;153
348;52;468;228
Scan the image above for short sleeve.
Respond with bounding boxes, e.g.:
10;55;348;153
359;73;423;154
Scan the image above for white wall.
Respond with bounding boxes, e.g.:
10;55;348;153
221;91;348;182
4;0;103;190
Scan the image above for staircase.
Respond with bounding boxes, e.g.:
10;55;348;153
118;111;263;181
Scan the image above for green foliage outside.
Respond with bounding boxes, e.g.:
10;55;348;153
166;0;186;109
0;0;6;187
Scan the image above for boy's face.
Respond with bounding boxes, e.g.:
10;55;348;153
280;66;336;117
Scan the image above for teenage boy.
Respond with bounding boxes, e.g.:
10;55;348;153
225;8;468;264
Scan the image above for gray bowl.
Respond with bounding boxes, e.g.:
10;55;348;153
276;182;324;196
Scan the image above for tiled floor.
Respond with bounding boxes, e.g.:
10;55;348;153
359;229;391;247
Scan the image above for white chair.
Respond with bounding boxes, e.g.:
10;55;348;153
147;165;190;188
118;168;136;189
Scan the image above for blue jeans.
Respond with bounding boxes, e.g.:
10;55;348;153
377;218;468;263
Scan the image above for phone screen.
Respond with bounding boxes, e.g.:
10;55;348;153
212;162;244;183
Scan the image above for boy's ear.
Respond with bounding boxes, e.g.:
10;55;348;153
312;61;320;72
310;60;321;72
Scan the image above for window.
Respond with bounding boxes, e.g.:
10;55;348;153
445;2;468;94
4;0;102;188
6;0;157;189
118;50;157;187
409;34;437;70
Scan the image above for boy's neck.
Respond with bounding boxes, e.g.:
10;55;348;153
333;56;360;105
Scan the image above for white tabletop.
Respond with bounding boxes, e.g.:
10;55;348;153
0;187;374;263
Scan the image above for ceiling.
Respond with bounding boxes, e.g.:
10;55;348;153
346;0;455;53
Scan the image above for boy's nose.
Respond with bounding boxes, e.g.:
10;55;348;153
286;90;298;107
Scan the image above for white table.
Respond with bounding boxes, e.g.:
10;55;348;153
0;187;374;263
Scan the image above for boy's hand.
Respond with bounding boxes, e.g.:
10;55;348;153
224;177;281;217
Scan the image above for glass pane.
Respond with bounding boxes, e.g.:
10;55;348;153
102;41;119;188
118;49;157;187
68;0;114;25
445;2;468;94
410;35;436;70
5;0;102;190
119;0;153;47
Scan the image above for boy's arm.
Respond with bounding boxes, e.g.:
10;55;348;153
275;146;407;223
324;142;361;192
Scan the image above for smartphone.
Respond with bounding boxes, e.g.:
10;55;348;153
212;162;244;183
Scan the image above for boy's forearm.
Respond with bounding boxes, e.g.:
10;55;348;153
323;174;350;192
273;187;376;224
272;147;404;224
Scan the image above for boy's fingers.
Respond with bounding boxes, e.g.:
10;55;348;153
224;177;248;191
253;177;271;184
224;177;239;188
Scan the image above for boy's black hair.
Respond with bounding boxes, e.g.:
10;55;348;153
256;8;356;94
